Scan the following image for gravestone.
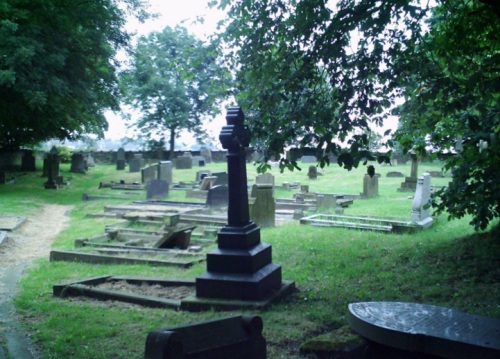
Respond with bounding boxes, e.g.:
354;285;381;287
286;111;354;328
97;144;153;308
200;148;213;164
129;154;144;173
144;315;266;359
250;151;261;162
157;161;173;186
212;171;229;186
307;166;317;179
175;155;192;170
196;170;211;182
301;185;309;193
250;184;275;227
141;164;158;184
44;154;58;189
206;185;229;208
116;148;126;170
347;301;500;359
361;174;379;198
199;176;217;191
70;153;87;173
256;172;275;196
86;153;96;167
147;179;169;200
411;173;433;227
195;107;287;302
317;194;337;210
398;153;418;192
21;150;36;171
301;155;317;163
191;156;205;167
387;171;404;178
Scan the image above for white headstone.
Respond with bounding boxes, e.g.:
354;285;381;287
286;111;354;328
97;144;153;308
411;173;433;227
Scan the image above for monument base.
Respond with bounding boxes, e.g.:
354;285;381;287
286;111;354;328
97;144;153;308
181;280;295;311
195;262;282;301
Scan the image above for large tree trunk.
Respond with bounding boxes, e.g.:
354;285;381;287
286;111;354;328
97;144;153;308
167;127;176;160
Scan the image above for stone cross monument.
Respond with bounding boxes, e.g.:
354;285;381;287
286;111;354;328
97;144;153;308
194;107;291;303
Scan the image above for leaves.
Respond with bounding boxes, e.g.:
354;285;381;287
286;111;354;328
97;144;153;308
121;25;231;157
0;0;148;149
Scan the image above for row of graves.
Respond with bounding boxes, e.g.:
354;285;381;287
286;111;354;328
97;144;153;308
0;108;491;358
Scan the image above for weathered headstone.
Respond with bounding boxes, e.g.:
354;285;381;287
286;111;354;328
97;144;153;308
199;176;217;191
200;148;213;164
317;194;337;209
196;170;212;183
307;166;317;179
256;172;275;196
347;301;500;359
206;185;228;208
212;171;228;186
250;151;261;162
21;150;36;171
301;155;317;163
195;107;286;302
70;153;87;173
386;171;405;178
361;174;379;198
157;161;173;186
147;179;169;200
399;153;419;192
44;154;58;189
175;155;192;170
191;156;205;167
250;184;276;227
411;173;433;227
116;148;126;170
129;154;144;173
141;164;158;184
144;315;266;359
301;185;309;193
86;153;96;167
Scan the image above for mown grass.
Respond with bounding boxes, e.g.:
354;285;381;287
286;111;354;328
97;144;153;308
1;159;499;358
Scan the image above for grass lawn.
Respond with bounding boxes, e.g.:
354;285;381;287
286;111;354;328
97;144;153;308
1;159;499;358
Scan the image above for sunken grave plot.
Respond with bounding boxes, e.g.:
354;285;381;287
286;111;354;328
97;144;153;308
50;215;218;268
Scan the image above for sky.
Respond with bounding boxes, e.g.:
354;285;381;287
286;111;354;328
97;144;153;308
104;0;226;144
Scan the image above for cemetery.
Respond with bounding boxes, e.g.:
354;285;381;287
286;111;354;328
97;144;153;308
0;110;498;359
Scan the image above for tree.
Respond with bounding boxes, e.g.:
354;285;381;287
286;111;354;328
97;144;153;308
214;0;429;170
393;1;500;230
121;26;231;159
214;0;500;230
0;0;148;149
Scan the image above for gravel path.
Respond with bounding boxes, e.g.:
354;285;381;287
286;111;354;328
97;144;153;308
0;205;73;359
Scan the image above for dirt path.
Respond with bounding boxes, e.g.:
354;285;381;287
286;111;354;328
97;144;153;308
0;204;73;359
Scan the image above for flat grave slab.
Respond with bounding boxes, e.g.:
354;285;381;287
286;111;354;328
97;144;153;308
300;214;420;233
347;301;500;359
0;215;26;231
53;276;196;309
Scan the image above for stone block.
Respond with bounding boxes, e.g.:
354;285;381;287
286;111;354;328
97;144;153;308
206;185;228;208
175;156;192;169
147;179;169;200
144;315;266;359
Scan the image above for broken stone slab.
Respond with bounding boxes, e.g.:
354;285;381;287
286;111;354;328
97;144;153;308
347;301;500;359
144;315;266;359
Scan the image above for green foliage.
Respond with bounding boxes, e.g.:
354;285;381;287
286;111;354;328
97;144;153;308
54;145;73;163
0;0;148;150
215;0;422;168
121;26;232;158
214;0;500;230
394;0;500;229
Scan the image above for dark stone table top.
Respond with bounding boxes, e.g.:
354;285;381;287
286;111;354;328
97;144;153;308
347;301;500;359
